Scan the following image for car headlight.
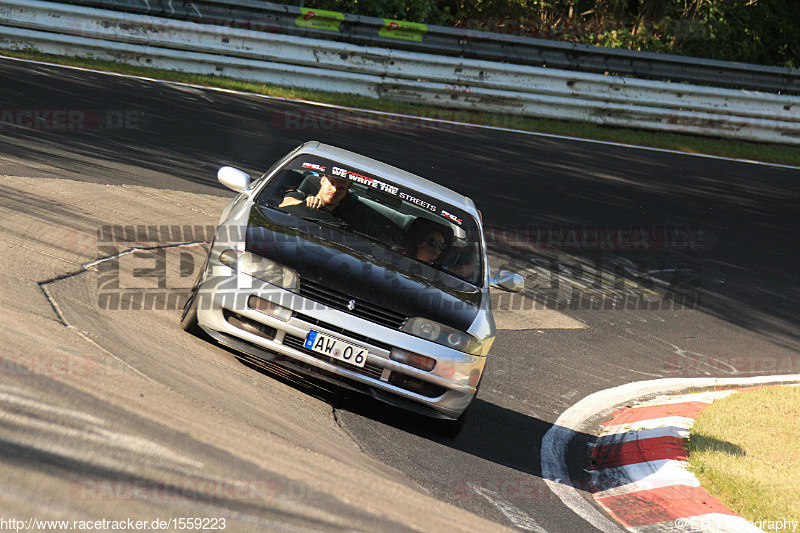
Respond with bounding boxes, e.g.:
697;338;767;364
218;250;298;290
401;317;492;355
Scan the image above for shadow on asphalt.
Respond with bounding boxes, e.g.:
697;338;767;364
224;342;571;474
337;393;573;478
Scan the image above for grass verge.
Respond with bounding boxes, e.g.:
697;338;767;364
3;48;800;167
688;386;800;531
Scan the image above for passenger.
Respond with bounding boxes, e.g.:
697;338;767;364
406;220;453;263
443;247;478;281
280;174;352;216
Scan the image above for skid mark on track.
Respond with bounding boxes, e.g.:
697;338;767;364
469;483;548;532
648;335;737;375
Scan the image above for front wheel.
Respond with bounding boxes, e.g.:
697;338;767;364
180;287;202;335
436;402;472;438
181;248;210;336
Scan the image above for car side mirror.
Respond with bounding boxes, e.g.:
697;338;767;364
218;166;251;193
490;269;525;292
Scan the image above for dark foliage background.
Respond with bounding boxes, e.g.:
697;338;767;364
302;0;799;68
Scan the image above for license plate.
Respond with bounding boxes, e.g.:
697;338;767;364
304;330;368;368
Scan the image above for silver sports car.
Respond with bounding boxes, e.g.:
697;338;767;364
182;141;523;435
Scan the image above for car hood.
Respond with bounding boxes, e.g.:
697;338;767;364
245;205;481;332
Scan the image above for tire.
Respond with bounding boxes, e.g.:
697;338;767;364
436;402;472;438
180;286;203;335
181;248;210;336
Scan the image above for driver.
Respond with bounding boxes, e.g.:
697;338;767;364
280;174;352;217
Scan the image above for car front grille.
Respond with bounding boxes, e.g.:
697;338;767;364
293;312;391;352
298;278;407;330
283;334;384;381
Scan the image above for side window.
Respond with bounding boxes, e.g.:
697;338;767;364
297;174;323;196
250;144;305;192
258;169;306;205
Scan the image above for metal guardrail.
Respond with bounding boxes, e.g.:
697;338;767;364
1;0;799;145
43;0;800;95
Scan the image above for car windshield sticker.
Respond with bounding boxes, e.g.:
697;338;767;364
399;191;436;213
295;157;470;226
302;162;326;172
440;210;463;225
332;166;400;196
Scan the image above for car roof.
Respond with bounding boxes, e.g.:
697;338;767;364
300;141;479;218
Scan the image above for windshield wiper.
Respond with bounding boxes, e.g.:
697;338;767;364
298;216;346;229
345;227;390;247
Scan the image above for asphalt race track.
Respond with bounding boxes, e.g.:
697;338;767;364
1;56;799;532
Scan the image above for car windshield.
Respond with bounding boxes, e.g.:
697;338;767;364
254;155;484;285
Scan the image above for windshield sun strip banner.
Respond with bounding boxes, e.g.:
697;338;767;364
296;157;472;227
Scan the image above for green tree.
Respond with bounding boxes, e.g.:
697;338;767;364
304;0;453;24
302;0;800;67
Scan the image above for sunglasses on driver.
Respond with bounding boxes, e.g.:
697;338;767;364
423;238;447;251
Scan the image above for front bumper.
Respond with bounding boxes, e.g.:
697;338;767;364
194;261;486;419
